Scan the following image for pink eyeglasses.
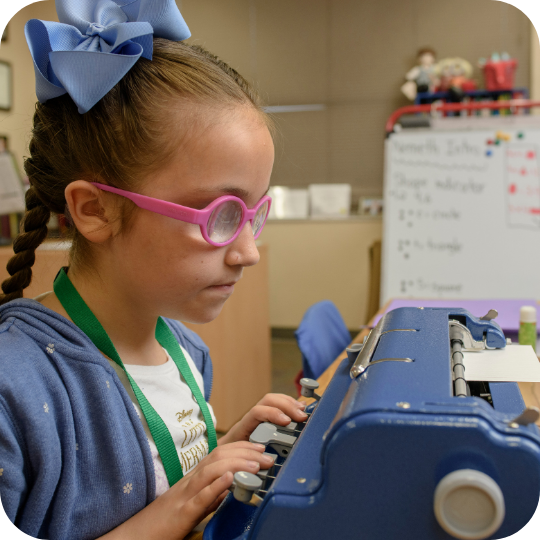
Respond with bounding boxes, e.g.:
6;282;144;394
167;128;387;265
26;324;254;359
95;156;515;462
91;182;272;247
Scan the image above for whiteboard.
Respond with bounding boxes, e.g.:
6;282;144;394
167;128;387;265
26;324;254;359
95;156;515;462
382;122;540;303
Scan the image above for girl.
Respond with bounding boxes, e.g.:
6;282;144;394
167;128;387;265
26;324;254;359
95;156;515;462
0;1;307;539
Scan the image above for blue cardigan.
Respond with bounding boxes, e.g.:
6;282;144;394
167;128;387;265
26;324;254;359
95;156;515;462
0;299;213;539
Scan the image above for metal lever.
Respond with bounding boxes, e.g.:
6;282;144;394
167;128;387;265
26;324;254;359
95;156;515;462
509;407;540;427
480;309;498;321
350;316;417;378
449;320;487;350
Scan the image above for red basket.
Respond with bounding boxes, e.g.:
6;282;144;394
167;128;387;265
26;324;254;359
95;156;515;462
482;59;518;91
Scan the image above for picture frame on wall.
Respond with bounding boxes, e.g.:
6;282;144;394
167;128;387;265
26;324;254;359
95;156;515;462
0;61;12;111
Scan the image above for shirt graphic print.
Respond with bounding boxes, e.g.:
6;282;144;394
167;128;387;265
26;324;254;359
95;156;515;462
106;346;216;497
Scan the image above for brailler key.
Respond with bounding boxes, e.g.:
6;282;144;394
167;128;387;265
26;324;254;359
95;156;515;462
250;422;297;458
257;452;278;480
250;423;297;446
278;422;298;434
300;378;322;401
257;468;271;481
233;471;262;503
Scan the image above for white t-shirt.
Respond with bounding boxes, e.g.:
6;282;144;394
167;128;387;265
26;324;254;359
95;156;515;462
107;346;216;497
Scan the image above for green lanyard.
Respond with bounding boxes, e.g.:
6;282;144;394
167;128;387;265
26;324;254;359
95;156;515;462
53;267;218;487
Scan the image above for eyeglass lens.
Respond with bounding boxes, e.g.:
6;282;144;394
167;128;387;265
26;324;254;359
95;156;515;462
252;200;269;236
207;199;269;244
207;200;243;243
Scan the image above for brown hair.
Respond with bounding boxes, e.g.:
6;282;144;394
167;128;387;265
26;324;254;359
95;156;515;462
417;47;436;59
0;39;270;305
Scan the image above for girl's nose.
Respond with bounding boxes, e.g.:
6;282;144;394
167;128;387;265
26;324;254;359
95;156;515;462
225;221;260;267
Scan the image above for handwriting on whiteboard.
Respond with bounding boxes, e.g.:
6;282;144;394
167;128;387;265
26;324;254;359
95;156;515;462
397;238;463;260
383;129;540;303
399;279;463;296
505;144;540;229
391;158;489;172
387;136;488;268
391;138;481;157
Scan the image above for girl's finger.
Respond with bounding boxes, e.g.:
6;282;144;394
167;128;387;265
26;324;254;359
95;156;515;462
202;441;266;465
259;393;306;413
188;471;234;513
203;446;274;468
256;394;308;422
248;404;307;429
186;457;261;497
176;444;263;496
222;406;292;443
220;395;309;445
188;440;264;475
259;393;302;408
176;473;233;537
212;440;266;454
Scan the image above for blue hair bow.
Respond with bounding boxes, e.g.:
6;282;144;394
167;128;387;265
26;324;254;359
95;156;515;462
25;0;191;114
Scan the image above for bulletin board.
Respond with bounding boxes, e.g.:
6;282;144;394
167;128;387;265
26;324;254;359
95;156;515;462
381;117;540;304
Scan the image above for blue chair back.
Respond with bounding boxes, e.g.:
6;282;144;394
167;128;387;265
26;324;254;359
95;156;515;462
295;300;351;380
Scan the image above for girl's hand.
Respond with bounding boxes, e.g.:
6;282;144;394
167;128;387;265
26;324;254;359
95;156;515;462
98;440;272;540
218;393;308;446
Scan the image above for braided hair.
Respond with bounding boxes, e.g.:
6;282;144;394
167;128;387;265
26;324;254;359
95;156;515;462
1;189;50;303
0;40;271;306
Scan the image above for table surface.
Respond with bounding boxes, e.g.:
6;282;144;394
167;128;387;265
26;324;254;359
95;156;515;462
305;303;540;425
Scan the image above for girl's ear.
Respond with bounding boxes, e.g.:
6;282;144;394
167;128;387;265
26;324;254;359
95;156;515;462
65;181;119;243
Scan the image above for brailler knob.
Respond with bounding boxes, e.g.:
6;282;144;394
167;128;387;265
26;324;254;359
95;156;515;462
233;471;263;503
433;469;505;539
300;378;321;400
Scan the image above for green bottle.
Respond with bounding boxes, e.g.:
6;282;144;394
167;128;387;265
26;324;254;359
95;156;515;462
519;306;537;352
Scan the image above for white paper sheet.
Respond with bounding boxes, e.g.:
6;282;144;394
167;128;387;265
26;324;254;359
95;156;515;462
0;152;24;214
463;345;540;382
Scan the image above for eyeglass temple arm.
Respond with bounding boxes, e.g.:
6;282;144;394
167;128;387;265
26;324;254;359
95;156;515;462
91;183;206;225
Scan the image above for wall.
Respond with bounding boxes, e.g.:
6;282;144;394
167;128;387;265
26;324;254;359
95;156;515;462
0;1;57;174
532;21;540;102
181;0;532;203
0;0;533;197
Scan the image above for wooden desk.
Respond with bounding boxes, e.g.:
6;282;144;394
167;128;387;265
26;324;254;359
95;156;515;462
310;304;540;424
0;243;271;432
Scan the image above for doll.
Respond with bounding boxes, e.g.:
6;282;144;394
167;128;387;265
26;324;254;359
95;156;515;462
437;57;477;102
401;47;439;101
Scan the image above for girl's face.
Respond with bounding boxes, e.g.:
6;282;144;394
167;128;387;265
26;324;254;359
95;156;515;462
106;106;274;324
